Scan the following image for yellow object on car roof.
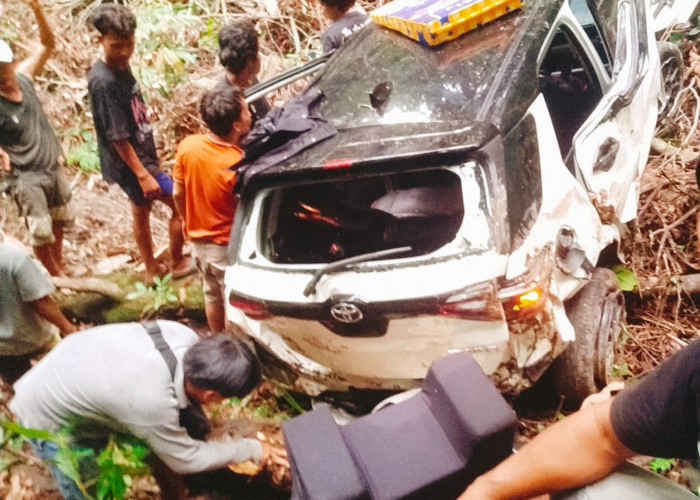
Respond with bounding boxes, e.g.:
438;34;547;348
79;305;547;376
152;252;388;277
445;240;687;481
371;0;524;47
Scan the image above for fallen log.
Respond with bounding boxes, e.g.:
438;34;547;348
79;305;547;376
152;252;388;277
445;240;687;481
53;276;124;300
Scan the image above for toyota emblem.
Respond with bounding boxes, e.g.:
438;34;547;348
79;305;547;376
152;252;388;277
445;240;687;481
330;303;363;324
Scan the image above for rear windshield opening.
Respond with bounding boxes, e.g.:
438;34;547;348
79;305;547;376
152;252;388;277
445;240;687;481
259;169;465;264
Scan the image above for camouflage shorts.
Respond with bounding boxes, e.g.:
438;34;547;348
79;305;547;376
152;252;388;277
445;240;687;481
14;169;74;246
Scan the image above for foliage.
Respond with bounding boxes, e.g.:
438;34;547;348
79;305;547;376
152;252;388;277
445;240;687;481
611;361;632;378
65;128;100;173
612;264;638;292
649;457;676;474
0;420;150;500
133;2;202;97
95;435;150;500
126;273;179;313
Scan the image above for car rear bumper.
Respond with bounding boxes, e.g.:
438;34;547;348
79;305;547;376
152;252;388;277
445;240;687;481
226;297;571;395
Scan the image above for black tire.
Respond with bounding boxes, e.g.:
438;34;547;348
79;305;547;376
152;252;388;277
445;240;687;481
657;41;683;119
552;268;625;409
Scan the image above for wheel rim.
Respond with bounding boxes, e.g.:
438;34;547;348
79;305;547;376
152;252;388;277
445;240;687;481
594;290;624;387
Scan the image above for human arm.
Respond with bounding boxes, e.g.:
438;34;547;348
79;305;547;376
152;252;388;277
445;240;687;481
458;399;635;500
31;295;76;336
172;179;186;220
131;407;263;475
111;139;161;199
0;148;10;173
16;0;56;79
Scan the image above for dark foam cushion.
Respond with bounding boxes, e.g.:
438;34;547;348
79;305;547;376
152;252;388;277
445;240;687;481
283;404;368;500
422;352;516;474
283;352;517;500
341;395;465;500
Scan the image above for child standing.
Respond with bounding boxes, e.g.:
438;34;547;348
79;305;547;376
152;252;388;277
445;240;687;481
87;4;191;284
172;86;251;333
318;0;370;53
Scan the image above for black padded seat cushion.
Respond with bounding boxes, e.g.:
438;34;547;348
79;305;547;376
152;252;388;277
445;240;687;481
283;352;517;500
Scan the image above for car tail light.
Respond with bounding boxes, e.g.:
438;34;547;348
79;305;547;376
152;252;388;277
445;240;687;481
497;249;552;321
439;281;505;321
229;296;272;320
322;158;354;169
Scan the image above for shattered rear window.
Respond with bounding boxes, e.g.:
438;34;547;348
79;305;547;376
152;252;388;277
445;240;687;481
256;168;481;264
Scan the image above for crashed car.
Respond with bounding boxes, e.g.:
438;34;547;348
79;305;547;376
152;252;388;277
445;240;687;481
225;0;691;407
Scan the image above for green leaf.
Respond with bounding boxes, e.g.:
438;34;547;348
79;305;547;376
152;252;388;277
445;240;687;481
612;264;638;292
649;457;676;474
53;447;83;485
4;421;54;440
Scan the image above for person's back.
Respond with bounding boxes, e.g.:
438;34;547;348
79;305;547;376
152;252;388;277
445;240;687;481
0;243;57;356
172;85;251;332
11;321;197;435
11;321;270;499
318;0;369;53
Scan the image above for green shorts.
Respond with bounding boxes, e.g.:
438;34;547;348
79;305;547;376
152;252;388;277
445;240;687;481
14;169;74;246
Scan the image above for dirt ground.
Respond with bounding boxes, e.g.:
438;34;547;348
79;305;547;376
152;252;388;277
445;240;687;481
1;1;700;499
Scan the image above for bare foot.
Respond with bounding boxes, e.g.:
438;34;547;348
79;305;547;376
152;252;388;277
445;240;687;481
144;262;168;286
171;257;196;279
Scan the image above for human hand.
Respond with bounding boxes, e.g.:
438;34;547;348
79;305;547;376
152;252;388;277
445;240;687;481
0;148;10;173
581;381;624;409
138;174;161;200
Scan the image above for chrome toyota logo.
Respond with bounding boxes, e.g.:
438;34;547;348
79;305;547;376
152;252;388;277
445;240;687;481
329;303;363;323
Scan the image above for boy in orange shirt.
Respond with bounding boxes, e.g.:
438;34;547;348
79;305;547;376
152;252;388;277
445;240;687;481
173;86;251;332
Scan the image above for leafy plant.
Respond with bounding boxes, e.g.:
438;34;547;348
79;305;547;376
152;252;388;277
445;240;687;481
133;2;202;97
95;435;150;500
65;128;100;172
612;264;638;292
0;420;151;500
126;273;178;313
649;457;676;474
611;362;632;378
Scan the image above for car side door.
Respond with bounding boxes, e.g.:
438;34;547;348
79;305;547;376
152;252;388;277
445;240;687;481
569;0;658;224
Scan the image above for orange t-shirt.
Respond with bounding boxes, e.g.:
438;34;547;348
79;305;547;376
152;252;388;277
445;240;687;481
172;134;242;245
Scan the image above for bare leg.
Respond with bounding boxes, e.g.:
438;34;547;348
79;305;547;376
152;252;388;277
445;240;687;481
131;201;160;283
162;195;189;273
205;301;226;333
51;221;65;274
34;243;63;276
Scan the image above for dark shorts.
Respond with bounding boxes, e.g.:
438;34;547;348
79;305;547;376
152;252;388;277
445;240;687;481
116;169;173;206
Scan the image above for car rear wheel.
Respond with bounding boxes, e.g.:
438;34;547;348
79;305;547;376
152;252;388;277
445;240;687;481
552;268;625;409
657;41;683;119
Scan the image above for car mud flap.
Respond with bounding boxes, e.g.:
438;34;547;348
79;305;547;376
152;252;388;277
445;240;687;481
489;300;570;395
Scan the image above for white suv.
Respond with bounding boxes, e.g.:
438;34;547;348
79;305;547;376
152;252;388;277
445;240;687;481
225;0;693;407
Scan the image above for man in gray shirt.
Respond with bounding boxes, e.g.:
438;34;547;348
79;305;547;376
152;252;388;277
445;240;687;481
0;241;75;381
11;320;268;500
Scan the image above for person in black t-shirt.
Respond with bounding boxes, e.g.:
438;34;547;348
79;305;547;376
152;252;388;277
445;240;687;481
216;19;270;126
87;4;191;284
0;0;73;277
459;339;700;499
318;0;370;54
